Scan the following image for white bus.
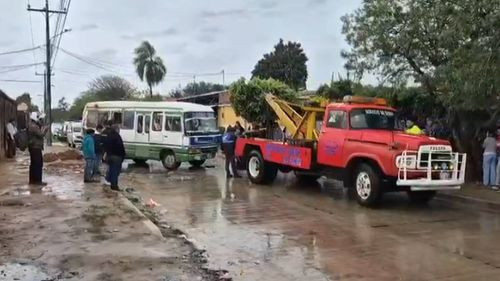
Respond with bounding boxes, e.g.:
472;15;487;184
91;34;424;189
82;101;221;170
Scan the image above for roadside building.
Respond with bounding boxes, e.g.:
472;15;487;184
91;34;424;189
176;90;248;130
0;90;18;160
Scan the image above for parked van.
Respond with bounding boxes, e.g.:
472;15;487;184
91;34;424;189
66;121;83;147
82;101;221;170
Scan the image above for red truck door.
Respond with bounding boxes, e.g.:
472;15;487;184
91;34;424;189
317;109;348;168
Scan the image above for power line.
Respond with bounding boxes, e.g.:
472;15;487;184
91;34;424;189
0;79;42;83
27;0;38;73
0;46;41;56
51;0;71;66
0;62;45;69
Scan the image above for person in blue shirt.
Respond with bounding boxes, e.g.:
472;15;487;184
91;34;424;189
222;126;240;178
82;129;97;183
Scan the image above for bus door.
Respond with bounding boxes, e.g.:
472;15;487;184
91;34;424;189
135;112;151;157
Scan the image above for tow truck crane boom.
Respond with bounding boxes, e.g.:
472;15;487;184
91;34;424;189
264;94;325;141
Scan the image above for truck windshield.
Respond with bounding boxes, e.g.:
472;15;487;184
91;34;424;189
184;112;218;135
350;109;399;130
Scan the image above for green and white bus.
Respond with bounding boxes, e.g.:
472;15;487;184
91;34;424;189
82;101;221;170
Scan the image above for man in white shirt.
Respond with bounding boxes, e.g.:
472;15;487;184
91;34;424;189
6;118;17;158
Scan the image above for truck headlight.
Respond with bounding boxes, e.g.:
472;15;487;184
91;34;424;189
396;155;416;169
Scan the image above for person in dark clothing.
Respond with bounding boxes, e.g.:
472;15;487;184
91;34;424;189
93;124;105;177
222;126;240;178
27;112;48;186
104;124;125;190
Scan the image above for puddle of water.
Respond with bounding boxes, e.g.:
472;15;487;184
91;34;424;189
0;263;50;281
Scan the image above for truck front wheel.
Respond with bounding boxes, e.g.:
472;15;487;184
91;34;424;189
247;150;277;184
354;163;382;207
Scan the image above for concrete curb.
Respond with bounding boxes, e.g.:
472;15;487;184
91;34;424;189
436;192;500;212
118;194;164;239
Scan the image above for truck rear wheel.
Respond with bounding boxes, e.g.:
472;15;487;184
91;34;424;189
354;163;382;207
247;150;277;184
407;191;436;204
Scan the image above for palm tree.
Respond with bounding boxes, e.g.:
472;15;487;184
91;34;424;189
133;41;167;97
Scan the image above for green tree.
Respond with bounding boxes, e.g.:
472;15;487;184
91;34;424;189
133;41;167;98
252;39;308;90
57;97;69;111
68;75;136;120
15;92;39;112
52;97;70;122
230;77;296;124
316;74;354;100
342;0;500;179
183;81;227;96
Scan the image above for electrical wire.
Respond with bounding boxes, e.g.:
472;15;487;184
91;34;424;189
0;79;42;83
27;0;38;73
51;0;71;67
0;46;41;56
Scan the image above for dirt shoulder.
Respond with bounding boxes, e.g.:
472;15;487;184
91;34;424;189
0;150;226;281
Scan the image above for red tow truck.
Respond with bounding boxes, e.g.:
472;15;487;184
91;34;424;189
235;95;467;206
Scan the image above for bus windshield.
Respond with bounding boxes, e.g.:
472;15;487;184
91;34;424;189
350;109;401;130
184;112;218;135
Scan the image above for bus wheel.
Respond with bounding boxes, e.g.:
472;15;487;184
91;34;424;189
353;163;382;207
247;150;277;184
189;160;205;168
161;151;181;171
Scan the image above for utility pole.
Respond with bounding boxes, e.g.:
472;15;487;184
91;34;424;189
28;0;66;146
221;70;225;86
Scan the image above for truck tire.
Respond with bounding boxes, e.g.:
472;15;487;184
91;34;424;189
294;171;320;183
161;151;181;171
246;150;278;184
407;191;436;204
189;160;205;168
353;163;382;207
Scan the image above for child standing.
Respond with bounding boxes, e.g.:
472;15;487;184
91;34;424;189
83;129;97;183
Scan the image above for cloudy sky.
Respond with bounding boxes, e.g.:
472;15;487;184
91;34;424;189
0;0;364;108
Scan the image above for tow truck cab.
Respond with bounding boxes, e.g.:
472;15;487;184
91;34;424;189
236;95;466;207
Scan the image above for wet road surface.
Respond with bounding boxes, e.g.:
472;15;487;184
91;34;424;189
122;160;500;281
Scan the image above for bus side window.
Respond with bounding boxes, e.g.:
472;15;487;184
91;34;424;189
122;111;134;130
137;115;143;133
145;115;151;134
113;112;122;125
165;116;181;132
153;112;163;131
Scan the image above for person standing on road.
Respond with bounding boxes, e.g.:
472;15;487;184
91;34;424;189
5;118;17;158
482;130;497;189
222;126;240;178
82;129;97;183
93;124;105;177
104;124;125;191
27;112;48;186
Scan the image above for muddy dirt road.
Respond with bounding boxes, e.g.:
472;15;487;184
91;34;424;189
122;159;500;281
0;153;224;281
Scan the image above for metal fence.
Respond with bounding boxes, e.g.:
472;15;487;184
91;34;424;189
0;90;17;160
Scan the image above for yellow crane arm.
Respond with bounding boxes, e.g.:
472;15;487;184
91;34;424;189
265;94;325;141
